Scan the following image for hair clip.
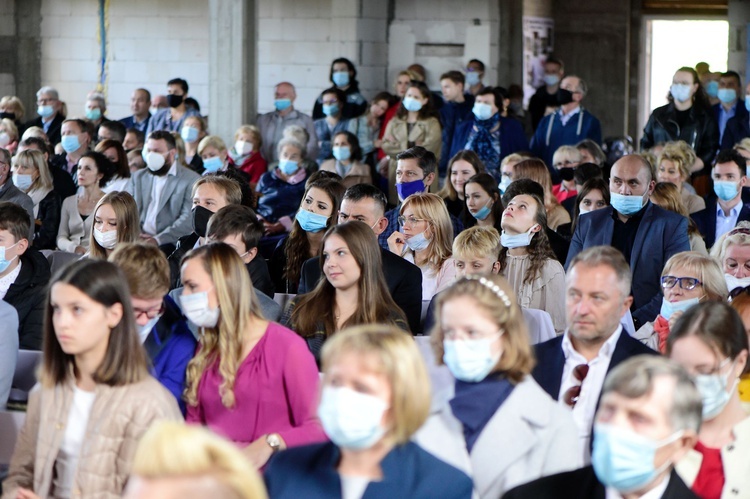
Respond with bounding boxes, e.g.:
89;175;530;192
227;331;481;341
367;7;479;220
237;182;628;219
464;275;512;307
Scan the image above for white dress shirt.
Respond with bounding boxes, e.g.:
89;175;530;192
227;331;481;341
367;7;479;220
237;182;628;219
0;261;22;300
559;325;622;463
716;200;743;243
143;161;177;237
559;106;581;126
605;474;670;499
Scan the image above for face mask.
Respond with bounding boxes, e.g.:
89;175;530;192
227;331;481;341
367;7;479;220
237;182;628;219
559;167;576;182
713;180;739;202
498;176;512;193
143;150;167;172
745;95;750;112
471;199;493;221
706;80;720;98
322;103;340;117
274;98;292;111
192;205;213;238
202;156;223;174
235;140;252;155
0;133;10;148
149;107;160;116
396;178;426;201
402;97;423;112
332;71;350;87
500;225;538;249
443;335;502;382
695;360;737;420
404;231;431;252
557;88;574;105
659;297;700;320
332;146;351;161
718;88;737;104
167;94;183;108
543;74;560;86
137;314;161;344
472;102;493;121
61;134;81;153
93;227;118;249
12;173;33;191
278;159;299;176
0;243;19;273
725;273;750;293
317;386;387;450
610;191;646;216
0;111;15;121
670;84;692;103
180;126;199;143
592;424;682;494
179;291;220;329
37;105;54;118
85;108;102;121
296;208;329;233
465;71;481;86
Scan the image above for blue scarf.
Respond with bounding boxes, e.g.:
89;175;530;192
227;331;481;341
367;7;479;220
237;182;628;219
468;113;501;170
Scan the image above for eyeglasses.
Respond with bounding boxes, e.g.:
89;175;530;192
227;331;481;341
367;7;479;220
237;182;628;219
133;303;164;320
397;216;428;227
660;276;702;290
554;160;578;168
729;285;750;302
563;364;589;407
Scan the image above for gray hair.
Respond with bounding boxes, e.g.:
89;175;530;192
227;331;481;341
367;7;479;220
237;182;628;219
276;137;306;159
603;356;702;433
565;75;588;97
87;91;107;111
567;245;632;298
282;125;309;146
36;86;58;100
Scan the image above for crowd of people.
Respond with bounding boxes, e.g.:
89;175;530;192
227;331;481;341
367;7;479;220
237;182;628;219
0;56;750;498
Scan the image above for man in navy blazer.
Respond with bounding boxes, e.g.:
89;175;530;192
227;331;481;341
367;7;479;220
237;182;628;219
533;246;657;461
713;71;748;146
565;154;689;328
692;149;750;250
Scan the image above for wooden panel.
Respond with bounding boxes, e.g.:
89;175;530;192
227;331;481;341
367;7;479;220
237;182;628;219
642;0;727;15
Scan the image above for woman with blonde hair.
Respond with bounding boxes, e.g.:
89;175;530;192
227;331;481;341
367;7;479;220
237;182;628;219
88;191;140;259
180;115;209;171
387;192;457;300
656;141;705;214
498;152;531;193
513;158;571;231
650;182;707;254
11;149;59;249
228;124;267;188
710;222;750;292
3;260;181;498
265;325;473;499
0;117;19;154
733;137;750;160
438;150;486;217
182;243;324;469
416;275;580;498
0;95;25;127
634;251;727;352
551;145;582;203
282;222;409;362
125;421;268;499
196;135;254;207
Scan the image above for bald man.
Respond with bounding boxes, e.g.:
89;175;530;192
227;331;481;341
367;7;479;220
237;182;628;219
565;154;690;328
256;82;318;163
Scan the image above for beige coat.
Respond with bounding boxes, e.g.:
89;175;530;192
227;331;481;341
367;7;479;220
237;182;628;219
319;159;372;188
2;377;182;499
381;116;442;205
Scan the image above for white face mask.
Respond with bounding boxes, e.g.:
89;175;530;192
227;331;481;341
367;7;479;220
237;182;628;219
500;224;539;249
137;314;161;344
179;290;220;329
317;386;388;450
93;228;118;249
725;273;750;293
235;140;253;156
143;150;168;172
0;132;10;148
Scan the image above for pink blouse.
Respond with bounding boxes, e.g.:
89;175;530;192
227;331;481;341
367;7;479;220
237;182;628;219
186;321;326;448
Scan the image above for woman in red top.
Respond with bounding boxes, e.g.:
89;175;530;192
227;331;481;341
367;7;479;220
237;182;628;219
228;125;267;189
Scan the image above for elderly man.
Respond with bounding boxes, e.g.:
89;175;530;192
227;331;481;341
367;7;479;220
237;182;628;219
256;82;318;163
505;356;701;498
566;154;689;328
25;86;65;145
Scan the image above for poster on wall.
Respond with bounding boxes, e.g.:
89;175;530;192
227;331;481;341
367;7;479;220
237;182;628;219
523;16;554;107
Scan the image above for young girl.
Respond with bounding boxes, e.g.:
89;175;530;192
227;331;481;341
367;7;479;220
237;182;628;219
88;191;140;260
318;131;372;188
180;115;208;172
462;173;503;233
438;150;486;218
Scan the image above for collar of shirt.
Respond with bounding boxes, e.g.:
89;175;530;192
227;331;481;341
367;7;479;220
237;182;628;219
562;325;623;365
716;201;743;218
720;103;737;119
605;473;670;499
559;106;581;126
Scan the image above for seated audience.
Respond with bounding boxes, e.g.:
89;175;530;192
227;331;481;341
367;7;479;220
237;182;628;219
85;91;113;140
127;147;145;172
182;244;325;468
196;135;254;205
0;94;26;130
513;158;571;231
462;172;503;232
18;135;77;201
438;71;474;176
89;191;140;260
551;145;582;203
95;138;131;192
729;289;750;409
416;274;580;497
576;138;607;167
2;259;181;498
319;131;372;188
651;182;708;254
97;119;126;144
124;127;145;152
361;91;395;164
266;325;473;498
498;152;531;194
657;141;706;214
314;88;365;163
12;149;60;249
228;124;267;189
437;150;486;218
557;163;604;221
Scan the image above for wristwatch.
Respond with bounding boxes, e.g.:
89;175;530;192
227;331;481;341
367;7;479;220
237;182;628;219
266;433;282;453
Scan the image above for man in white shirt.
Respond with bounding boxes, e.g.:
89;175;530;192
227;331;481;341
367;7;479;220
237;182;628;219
532;245;657;462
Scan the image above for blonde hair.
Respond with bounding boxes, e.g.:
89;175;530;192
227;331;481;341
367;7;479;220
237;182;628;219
171;132;191;169
131;421;268;499
281;126;309;150
734;138;750;155
21;126;47;144
198;135;228;156
109;243;170;299
321;325;431;444
0;118;18;142
12;149;53;191
452;226;501;261
657;141;696;183
183;243;264;409
552;145;581;167
430;275;535;383
400;193;453;270
89;191;140;260
500;152;530;170
0;95;25;121
233;125;262;149
662;251;727;302
192;176;242;206
711;221;750;264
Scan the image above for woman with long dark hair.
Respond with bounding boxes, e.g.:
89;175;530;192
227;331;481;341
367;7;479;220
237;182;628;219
461;172;503;233
438;150;486;218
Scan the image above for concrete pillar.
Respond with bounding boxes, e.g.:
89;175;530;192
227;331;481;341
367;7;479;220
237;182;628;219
11;0;42;111
208;0;255;143
497;0;523;87
729;0;750;83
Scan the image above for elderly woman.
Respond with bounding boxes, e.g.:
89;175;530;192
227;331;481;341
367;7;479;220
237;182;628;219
551;145;582;203
656;141;705;214
0;118;19;154
0;95;26;129
228;124;267;188
710;222;750;292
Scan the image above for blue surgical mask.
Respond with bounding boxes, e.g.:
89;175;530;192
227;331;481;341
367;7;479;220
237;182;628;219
472;102;493;121
543;74;560;86
396;179;425;201
706;80;720;98
278;159;299;176
202;156;223;174
714;180;739;202
0;242;19;273
610;191;646;216
592;424;683;494
332;146;351;161
498;176;512;194
12;173;33;191
471;199;493;221
180;125;199;143
61;134;81;153
500;225;538;249
465;71;481;87
443;335;502;382
317;386;387;450
403;230;431;252
332;71;350;87
670;83;692;103
694;359;736;420
322;103;340;117
659;297;700;320
745;95;750;112
37;105;54;118
296;208;329;233
718;88;737;104
274;98;292;111
402;97;423;112
85;108;102;121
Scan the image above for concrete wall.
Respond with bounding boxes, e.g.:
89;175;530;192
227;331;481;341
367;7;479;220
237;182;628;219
0;0;17;98
729;0;750;84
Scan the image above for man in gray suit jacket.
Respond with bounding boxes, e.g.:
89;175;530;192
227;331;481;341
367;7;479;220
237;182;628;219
0;299;19;409
0;148;34;240
125;130;200;249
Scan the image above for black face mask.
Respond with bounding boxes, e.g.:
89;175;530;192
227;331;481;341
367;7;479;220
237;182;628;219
557;89;574;106
167;94;184;108
192;205;213;238
559;167;576;182
0;112;15;121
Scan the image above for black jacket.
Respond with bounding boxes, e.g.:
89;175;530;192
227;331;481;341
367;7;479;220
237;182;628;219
5;248;51;350
722;113;750;150
692;190;750;249
48;161;77;200
641;102;719;174
25;114;65;146
528;85;561;131
312;82;368;120
33;190;61;250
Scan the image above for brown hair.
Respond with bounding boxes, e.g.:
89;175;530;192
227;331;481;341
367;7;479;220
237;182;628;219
513;158;561;213
95;139;131;179
438;150;486;202
207;205;264;252
192;175;243;207
109;242;170;299
89;191;140;260
0;201;31;242
399;193;454;271
650;182;701;237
